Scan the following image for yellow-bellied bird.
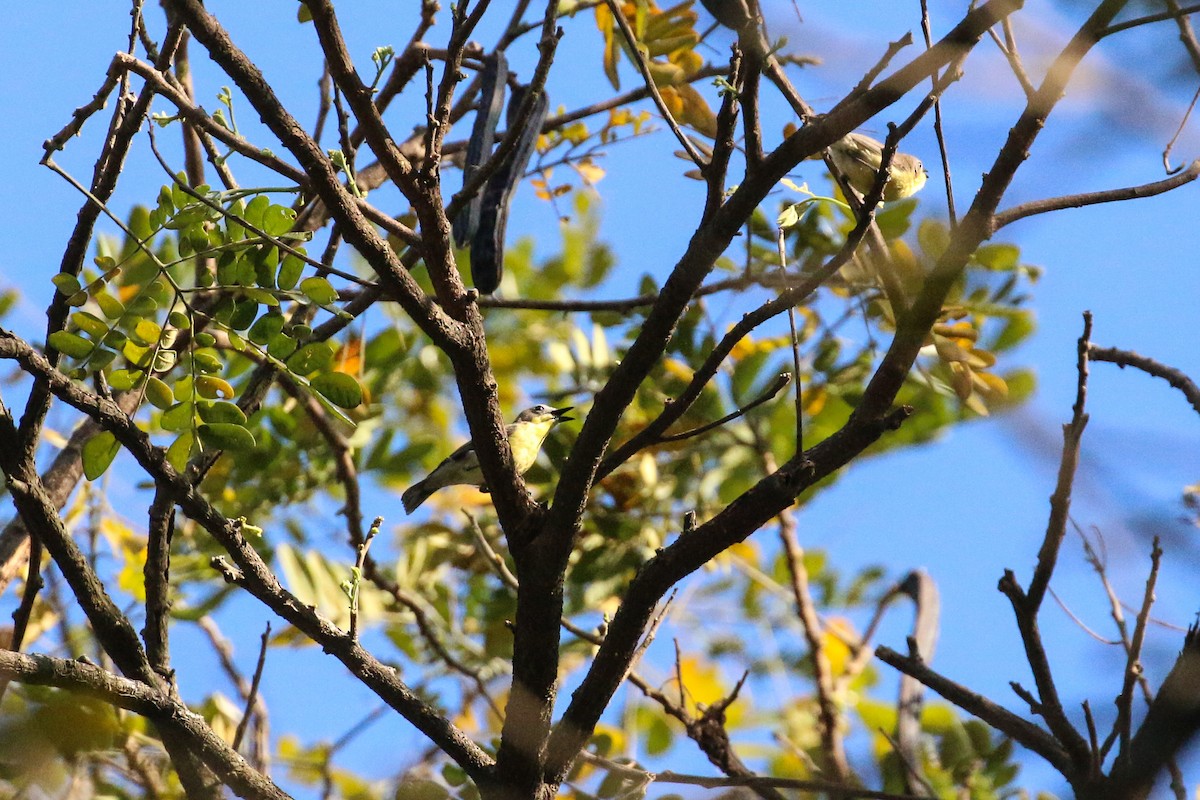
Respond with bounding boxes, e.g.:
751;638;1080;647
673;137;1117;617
401;405;573;514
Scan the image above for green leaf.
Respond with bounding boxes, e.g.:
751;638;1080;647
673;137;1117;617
266;332;298;360
122;340;152;368
198;422;256;451
166;430;197;472
48;331;95;360
131;319;163;346
145;377;175;410
248;312;284;346
82;431;120;480
286;342;334;375
126;295;159;317
299;276;338;306
310;371;363;409
107;369;144;391
277;254;304;291
52;273;82;296
195;376;235;400
70;312;108;339
262;204;296;236
95;293;125;320
393;778;449;800
161;401;196;433
192;350;223;373
244;195;269;229
197;401;247;425
241;287;279;307
90;348;116;371
229;299;259;331
917;219;951;260
975;243;1020;271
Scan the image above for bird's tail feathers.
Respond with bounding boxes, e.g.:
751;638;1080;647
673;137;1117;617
402;480;433;515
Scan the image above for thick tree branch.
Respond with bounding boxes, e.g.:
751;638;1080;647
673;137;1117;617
0;649;288;800
876;646;1073;775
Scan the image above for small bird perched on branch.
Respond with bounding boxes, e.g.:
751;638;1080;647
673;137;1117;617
401;405;574;514
825;132;928;202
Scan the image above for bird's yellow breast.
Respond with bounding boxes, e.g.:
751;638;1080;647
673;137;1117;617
507;419;556;474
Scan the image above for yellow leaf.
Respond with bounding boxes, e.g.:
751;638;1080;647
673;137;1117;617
335;333;364;376
968;347;997;369
42;426;69;449
933;336;972;364
649;61;686;88
728;540;759;566
965;393;990;417
949;361;974;400
663;357;693;382
674;82;717;137
608;108;633;127
573;159;606;186
974;370;1009;397
678;656;725;710
803;385;827;416
670;46;703;75
821;617;856;677
563;122;589;145
638;452;658;490
595;5;621;90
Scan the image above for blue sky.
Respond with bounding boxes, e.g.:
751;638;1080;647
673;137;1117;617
2;2;1200;797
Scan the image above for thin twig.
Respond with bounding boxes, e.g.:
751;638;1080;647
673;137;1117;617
986;17;1037;98
992;160;1200;231
919;0;957;224
348;519;379;641
1114;538;1163;760
654;770;924;799
1089;345;1200;416
658;373;790;444
231;622;271;755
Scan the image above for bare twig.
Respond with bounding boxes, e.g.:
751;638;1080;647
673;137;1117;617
231;623;271;756
659;374;790;444
920;0;957;224
1113;538;1164;760
992;160;1200;231
1089;345;1200;416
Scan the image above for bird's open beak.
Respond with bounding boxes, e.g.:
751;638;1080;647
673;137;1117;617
552;406;574;422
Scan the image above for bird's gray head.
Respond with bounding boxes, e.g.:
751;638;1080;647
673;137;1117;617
514;404;574;425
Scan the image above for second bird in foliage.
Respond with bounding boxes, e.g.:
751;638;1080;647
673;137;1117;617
825;132;928;202
401;405;574;514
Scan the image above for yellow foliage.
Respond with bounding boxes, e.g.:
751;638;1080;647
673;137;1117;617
803;385;827;416
663;357;694;382
820;616;857;677
573;158;606;186
673;83;717;137
678;655;725;710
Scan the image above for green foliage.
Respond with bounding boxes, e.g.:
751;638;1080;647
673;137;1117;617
44;191;368;510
